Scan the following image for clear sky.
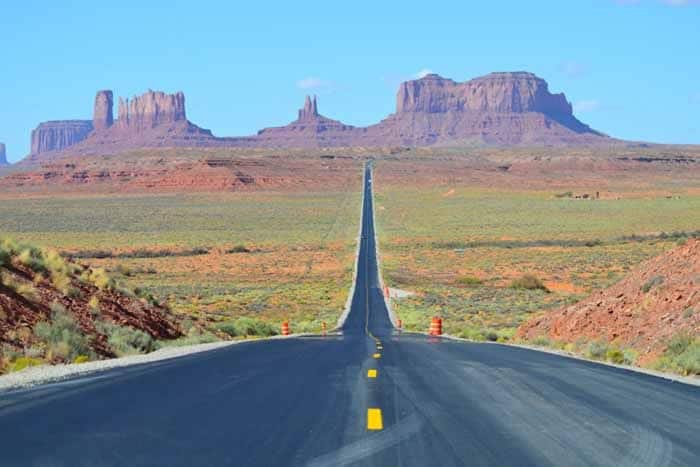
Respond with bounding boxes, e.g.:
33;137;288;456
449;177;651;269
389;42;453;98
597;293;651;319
1;0;699;162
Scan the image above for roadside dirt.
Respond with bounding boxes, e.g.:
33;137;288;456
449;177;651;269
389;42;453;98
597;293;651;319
518;239;699;362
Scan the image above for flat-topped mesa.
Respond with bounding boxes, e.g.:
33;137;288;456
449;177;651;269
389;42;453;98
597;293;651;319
117;90;187;131
396;72;572;117
297;95;319;121
30;120;94;155
93;90;114;131
380;71;605;144
0;143;7;165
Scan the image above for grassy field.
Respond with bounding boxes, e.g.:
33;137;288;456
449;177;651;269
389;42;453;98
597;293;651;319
0;188;363;334
374;155;700;342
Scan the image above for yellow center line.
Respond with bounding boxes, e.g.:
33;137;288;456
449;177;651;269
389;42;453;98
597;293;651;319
367;408;383;430
364;167;385;434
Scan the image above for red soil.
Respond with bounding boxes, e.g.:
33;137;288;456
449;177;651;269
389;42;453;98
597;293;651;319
518;239;700;362
0;149;365;195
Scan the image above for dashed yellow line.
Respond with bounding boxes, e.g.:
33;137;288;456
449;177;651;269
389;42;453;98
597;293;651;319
363;167;384;433
367;408;383;430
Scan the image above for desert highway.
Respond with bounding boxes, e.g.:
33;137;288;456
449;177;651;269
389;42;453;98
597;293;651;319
1;165;699;467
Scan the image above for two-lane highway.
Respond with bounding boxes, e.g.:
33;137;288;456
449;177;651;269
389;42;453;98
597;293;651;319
1;164;698;466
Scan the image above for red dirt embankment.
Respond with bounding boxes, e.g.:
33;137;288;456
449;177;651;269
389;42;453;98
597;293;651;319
518;239;699;362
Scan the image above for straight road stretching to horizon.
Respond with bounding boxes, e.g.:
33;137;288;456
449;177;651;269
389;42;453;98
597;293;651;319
1;164;699;466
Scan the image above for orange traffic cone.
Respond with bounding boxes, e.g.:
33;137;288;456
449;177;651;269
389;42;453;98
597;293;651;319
321;322;327;336
429;317;443;336
281;321;290;336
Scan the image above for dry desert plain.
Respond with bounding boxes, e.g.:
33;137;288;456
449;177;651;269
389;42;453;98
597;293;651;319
1;145;699;374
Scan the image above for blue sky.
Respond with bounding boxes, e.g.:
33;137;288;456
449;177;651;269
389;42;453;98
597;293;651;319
1;0;699;162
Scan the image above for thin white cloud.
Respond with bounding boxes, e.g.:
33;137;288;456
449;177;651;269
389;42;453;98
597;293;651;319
573;99;601;113
415;68;434;79
296;77;329;90
558;61;588;79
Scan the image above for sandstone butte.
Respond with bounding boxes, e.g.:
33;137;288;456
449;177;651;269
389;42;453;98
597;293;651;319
517;238;700;364
22;71;612;163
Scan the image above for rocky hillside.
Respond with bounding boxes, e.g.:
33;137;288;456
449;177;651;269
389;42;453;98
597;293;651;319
518;239;699;370
0;238;181;372
20;71;612;162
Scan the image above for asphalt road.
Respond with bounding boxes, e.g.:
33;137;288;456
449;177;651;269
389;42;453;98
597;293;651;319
1;164;698;466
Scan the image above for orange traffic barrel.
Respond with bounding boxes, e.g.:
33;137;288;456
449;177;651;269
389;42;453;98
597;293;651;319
397;319;402;330
321;322;327;336
429;317;442;336
281;321;290;336
384;286;389;298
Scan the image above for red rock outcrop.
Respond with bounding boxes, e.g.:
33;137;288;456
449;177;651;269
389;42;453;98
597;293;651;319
255;95;364;147
24;90;220;162
396;72;571;115
366;72;604;145
29;120;94;157
518;239;700;361
117;90;187;131
298;95;319;120
93;90;114;131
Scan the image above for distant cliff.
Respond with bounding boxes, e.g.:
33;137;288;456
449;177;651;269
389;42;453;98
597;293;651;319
21;71;612;162
30;120;94;156
26;90;216;162
368;72;605;145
